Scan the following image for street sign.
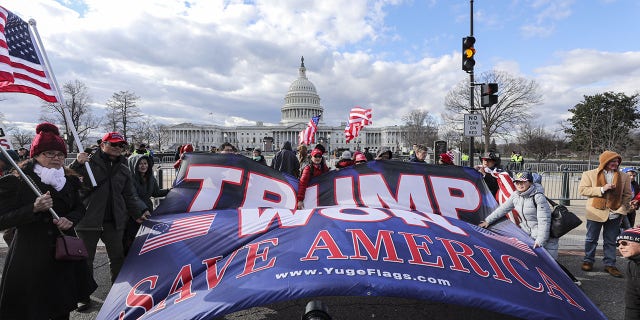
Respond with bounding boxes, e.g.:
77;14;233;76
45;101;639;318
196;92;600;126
463;114;482;137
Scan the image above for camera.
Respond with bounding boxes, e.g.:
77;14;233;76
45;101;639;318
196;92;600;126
301;300;332;320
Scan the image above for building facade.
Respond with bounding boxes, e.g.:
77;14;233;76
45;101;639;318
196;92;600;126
165;57;408;155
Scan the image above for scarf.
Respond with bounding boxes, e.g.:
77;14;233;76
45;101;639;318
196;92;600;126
592;170;622;210
34;163;67;191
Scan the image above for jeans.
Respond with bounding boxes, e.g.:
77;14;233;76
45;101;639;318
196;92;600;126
584;217;622;266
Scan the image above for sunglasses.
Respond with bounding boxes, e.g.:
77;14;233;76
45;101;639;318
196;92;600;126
617;240;631;247
312;155;323;158
108;142;127;149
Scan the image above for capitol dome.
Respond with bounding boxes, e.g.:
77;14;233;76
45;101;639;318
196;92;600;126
281;56;324;124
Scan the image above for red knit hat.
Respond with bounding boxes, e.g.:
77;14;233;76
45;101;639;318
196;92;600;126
30;122;67;158
439;153;453;165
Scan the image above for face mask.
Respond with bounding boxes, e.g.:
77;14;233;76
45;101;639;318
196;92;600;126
253;156;261;161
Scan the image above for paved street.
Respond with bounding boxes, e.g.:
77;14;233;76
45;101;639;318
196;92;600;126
0;200;627;319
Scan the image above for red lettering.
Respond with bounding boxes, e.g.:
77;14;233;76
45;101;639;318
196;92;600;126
536;267;585;310
237;238;278;277
125;276;158;312
347;229;403;263
502;255;543;292
301;230;348;261
203;250;240;289
475;246;512;283
439;238;489;277
397;232;443;268
168;265;196;303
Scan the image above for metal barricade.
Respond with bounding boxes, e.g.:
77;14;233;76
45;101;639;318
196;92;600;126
539;171;586;205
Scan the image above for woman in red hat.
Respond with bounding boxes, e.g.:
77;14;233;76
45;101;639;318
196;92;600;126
297;148;329;209
0;122;96;319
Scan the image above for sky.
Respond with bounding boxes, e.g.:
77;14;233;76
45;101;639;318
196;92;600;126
1;0;639;136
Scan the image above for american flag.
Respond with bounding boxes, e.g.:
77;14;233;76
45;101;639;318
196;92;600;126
298;115;320;145
0;7;57;102
344;106;372;143
139;214;216;255
473;225;535;255
493;171;521;225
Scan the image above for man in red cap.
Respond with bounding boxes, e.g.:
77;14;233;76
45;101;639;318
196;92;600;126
70;131;150;311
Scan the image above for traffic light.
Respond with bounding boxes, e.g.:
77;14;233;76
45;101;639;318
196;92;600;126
461;36;475;72
480;83;498;108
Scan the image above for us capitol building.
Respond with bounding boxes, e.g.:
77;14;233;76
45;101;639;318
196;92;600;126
164;57;409;155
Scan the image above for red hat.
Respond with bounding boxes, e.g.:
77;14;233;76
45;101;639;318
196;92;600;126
311;148;323;157
355;153;367;162
102;132;127;144
30;122;67;158
439;153;453;165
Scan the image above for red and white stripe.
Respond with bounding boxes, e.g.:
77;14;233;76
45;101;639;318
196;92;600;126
0;7;57;102
139;214;216;255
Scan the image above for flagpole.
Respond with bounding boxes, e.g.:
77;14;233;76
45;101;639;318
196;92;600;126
28;19;97;187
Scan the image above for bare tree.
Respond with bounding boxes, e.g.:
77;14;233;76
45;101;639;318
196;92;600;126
444;70;543;153
40;80;100;152
401;110;439;148
9;127;32;149
104;91;141;140
517;123;563;161
151;123;172;152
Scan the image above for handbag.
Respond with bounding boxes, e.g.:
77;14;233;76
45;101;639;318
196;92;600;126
55;230;88;261
546;197;583;238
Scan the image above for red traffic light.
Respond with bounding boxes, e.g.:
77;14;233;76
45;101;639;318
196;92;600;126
480;83;498;108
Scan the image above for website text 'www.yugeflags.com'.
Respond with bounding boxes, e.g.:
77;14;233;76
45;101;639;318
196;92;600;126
275;267;452;287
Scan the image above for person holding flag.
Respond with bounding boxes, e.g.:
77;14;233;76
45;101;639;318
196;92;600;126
0;122;96;319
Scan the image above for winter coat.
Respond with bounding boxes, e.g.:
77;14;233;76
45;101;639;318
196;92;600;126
0;161;96;319
625;255;640;320
484;184;557;252
335;159;354;170
375;147;393;160
253;155;267;166
70;149;146;231
271;141;300;178
128;154;169;211
297;162;329;202
578;151;632;222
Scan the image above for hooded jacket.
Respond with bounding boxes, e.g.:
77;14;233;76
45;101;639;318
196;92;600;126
270;141;300;177
484;183;553;246
579;150;632;222
128;154;169;211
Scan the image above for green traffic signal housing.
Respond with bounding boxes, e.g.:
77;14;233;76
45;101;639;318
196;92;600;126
462;36;475;72
480;83;498;108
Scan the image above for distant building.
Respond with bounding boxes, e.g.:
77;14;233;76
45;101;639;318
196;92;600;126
165;57;409;155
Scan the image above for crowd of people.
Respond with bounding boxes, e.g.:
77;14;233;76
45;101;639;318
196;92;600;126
3;124;640;318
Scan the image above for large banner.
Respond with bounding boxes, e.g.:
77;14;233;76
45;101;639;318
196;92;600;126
97;154;606;320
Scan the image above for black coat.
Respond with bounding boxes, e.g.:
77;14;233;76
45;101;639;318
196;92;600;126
270;141;300;178
626;256;640;320
0;161;96;319
70;149;146;230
